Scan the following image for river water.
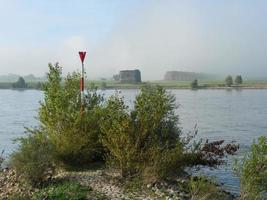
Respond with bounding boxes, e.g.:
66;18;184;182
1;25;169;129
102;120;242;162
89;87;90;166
0;89;266;195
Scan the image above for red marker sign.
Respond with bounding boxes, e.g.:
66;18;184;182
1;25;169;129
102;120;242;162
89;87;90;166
79;51;86;63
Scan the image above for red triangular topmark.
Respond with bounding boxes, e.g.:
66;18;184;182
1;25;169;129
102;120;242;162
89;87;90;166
79;51;86;63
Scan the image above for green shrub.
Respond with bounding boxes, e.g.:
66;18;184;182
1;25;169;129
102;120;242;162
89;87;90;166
143;143;185;181
188;176;228;200
100;85;238;182
100;94;138;177
38;63;104;165
100;86;185;180
9;195;31;200
10;130;55;186
32;181;90;200
234;136;267;200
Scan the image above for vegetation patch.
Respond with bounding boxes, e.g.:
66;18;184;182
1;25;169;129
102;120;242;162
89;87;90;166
234;136;267;200
6;63;243;199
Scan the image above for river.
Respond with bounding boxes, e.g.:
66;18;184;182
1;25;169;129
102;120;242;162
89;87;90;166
0;89;267;195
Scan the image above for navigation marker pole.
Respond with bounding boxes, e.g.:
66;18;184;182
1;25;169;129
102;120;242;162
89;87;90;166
79;51;86;113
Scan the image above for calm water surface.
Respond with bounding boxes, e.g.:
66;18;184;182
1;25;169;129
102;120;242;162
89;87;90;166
0;89;267;195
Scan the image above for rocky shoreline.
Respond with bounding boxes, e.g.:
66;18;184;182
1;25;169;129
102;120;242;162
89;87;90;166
0;168;237;200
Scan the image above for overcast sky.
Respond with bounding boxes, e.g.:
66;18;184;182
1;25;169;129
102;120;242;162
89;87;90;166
0;0;267;80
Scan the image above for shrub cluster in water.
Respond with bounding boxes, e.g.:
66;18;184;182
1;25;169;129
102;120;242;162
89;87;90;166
10;63;238;186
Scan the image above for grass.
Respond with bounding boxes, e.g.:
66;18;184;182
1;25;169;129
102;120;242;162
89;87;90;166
9;180;109;200
188;176;233;200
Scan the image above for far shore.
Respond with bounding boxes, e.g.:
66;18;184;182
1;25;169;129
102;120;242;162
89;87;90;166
1;80;267;90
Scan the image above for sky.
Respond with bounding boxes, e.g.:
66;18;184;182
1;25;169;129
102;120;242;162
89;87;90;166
0;0;267;80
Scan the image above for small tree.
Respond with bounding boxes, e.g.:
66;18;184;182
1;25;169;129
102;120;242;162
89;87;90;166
191;79;198;89
235;75;243;85
225;75;233;87
12;77;27;88
38;63;104;165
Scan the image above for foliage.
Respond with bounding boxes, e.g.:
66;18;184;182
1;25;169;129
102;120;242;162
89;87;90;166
9;195;31;200
32;181;90;200
12;77;27;88
235;75;243;85
188;176;229;200
100;94;137;177
100;85;239;181
225;75;233;87
38;63;104;165
10;130;55;186
190;79;198;89
101;85;185;180
234;136;267;200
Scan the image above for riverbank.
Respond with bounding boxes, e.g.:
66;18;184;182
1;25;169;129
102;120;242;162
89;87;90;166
0;167;236;200
1;80;267;90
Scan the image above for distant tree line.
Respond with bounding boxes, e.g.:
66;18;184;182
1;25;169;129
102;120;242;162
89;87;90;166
11;76;44;90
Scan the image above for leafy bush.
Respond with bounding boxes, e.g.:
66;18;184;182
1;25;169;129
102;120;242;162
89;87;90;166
234;136;267;200
38;63;104;165
101;85;238;181
100;94;138;177
32;181;90;200
188;176;230;200
10;130;55;186
101;86;185;180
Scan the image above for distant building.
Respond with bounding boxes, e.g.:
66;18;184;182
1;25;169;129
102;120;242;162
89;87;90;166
119;69;142;83
164;71;213;81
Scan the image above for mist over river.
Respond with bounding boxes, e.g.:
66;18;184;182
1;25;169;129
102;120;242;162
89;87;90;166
1;89;267;195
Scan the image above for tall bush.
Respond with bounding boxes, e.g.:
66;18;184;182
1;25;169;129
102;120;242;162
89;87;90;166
101;86;185;180
100;94;138;177
101;85;238;181
39;63;104;165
